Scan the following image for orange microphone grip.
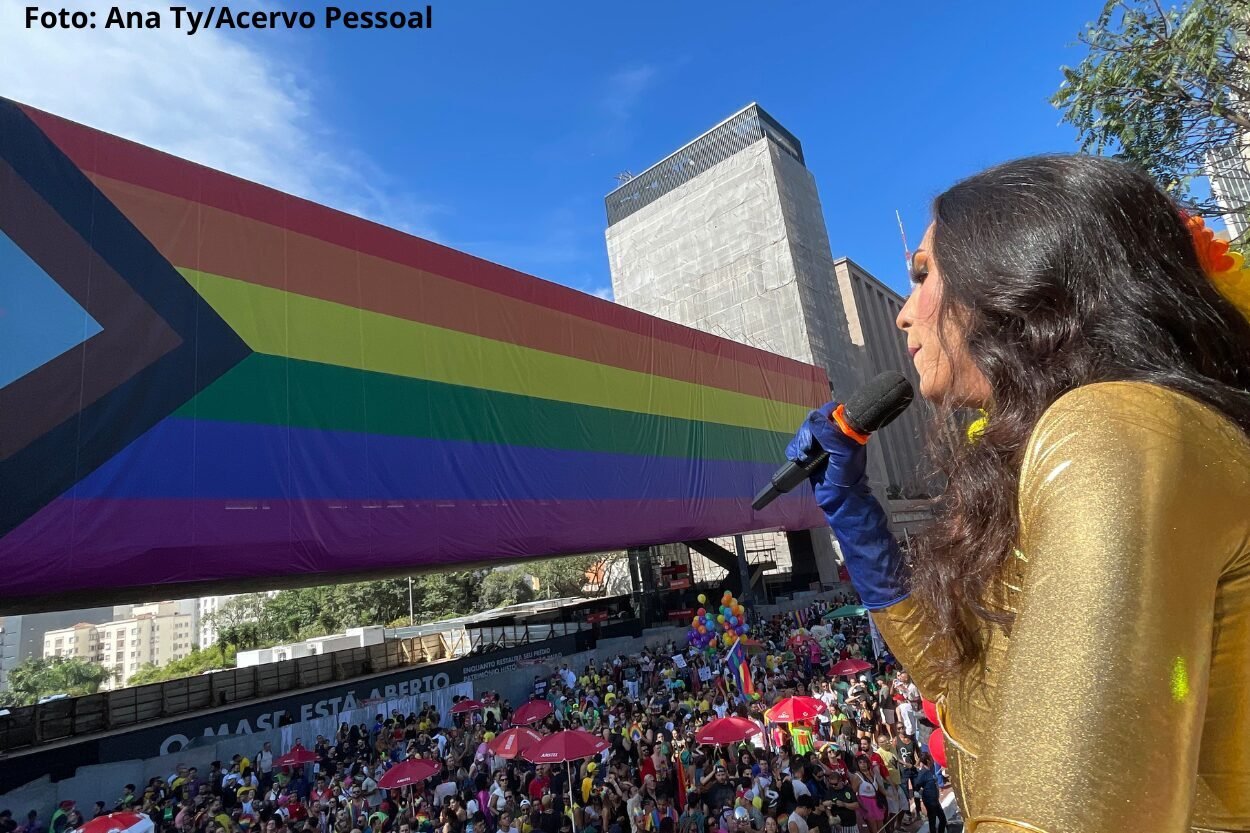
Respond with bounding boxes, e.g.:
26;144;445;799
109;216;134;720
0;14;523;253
831;403;871;445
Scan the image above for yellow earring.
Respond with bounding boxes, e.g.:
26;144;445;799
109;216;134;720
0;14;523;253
967;410;989;444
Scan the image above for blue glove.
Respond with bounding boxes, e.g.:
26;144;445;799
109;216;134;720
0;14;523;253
786;403;910;609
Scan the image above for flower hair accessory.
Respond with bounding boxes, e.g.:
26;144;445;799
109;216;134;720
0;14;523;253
1186;214;1250;318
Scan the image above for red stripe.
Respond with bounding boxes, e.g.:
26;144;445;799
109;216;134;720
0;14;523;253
21;103;827;387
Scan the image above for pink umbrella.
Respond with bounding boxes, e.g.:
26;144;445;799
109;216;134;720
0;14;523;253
275;743;318;766
764;696;827;724
488;726;543;759
521;729;610;765
450;699;484;714
377;757;440;789
695;717;763;746
512;699;554;725
73;814;154;833
829;659;873;677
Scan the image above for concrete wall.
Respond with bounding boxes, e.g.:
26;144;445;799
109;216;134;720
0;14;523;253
608;140;821;372
832;259;931;500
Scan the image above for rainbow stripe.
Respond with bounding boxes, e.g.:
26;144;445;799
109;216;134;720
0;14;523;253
0;100;828;610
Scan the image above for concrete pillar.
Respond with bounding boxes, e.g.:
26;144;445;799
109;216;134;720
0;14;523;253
732;535;754;603
627;547;657;626
785;527;840;591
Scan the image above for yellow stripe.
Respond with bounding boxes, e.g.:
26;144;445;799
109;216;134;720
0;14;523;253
183;269;810;434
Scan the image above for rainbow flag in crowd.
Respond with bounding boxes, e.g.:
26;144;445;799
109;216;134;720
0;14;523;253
725;637;755;697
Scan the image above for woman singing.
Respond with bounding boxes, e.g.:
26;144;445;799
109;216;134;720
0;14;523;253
786;155;1250;832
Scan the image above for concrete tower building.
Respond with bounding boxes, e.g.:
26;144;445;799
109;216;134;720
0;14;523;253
604;104;931;584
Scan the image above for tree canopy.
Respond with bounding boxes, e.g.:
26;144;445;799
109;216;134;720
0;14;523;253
205;554;614;654
2;656;114;706
1052;0;1250;224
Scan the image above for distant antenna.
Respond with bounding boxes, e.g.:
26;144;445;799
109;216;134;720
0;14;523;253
895;210;912;274
614;171;635;184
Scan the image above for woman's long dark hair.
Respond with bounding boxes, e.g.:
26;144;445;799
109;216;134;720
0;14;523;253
911;154;1250;678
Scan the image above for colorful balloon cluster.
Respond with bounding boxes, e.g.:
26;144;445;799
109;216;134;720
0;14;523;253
687;590;750;653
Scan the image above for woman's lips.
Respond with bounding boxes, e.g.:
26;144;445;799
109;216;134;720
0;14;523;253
908;346;920;358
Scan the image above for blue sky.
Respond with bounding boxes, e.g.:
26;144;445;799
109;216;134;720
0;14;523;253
314;0;1103;297
2;0;1106;299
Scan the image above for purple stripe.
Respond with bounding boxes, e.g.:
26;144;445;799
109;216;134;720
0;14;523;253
73;417;785;501
0;496;826;601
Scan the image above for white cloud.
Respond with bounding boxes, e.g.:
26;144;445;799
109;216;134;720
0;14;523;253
0;2;443;238
601;65;658;125
591;286;613;301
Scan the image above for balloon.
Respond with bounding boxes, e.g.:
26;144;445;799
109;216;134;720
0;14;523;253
697;608;706;617
717;615;726;624
752;798;762;810
697;594;707;604
929;727;947;768
922;699;940;727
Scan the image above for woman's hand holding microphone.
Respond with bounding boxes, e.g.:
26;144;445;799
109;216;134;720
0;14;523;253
784;400;910;610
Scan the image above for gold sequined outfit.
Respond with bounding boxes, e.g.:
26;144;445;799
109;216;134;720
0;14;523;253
873;382;1250;833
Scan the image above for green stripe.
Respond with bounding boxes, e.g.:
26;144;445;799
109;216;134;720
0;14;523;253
178;355;794;464
184;269;809;435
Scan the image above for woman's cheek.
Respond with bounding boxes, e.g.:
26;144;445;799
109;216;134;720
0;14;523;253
913;280;940;321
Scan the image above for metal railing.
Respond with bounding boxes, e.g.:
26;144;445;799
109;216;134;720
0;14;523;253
605;103;804;226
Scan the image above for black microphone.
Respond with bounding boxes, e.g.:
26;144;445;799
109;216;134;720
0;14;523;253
752;371;915;511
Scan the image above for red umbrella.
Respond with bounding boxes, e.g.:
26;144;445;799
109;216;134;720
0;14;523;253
764;696;827;724
377;758;440;789
829;659;873;677
275;743;318;767
695;716;763;745
488;726;543;759
450;699;484;714
521;729;610;765
73;815;154;833
522;730;611;833
512;699;554;725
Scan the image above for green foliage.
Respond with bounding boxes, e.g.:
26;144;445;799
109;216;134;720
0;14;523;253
479;568;537;609
2;656;114;706
527;555;600;600
126;644;237;686
199;555;616;664
1052;0;1250;219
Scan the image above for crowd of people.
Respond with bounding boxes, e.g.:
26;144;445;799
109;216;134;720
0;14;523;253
2;596;953;833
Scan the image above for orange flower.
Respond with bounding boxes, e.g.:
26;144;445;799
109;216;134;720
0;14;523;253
1185;215;1250;318
1186;215;1239;277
